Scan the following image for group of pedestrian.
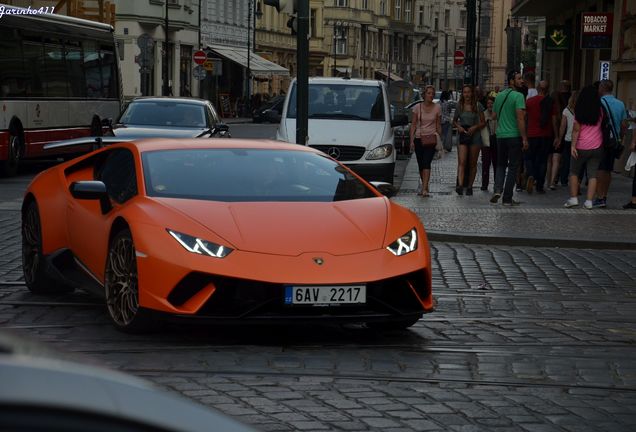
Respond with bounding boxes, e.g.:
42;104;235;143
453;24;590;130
408;71;636;209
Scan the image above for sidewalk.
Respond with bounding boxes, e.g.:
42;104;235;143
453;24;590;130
394;143;636;249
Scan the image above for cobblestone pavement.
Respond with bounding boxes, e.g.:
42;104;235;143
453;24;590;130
1;206;635;431
395;145;636;248
1;139;636;431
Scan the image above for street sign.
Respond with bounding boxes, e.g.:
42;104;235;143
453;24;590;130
600;61;611;81
454;50;465;66
192;65;206;80
203;59;214;71
193;50;207;65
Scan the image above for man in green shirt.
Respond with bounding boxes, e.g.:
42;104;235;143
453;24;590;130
490;70;529;205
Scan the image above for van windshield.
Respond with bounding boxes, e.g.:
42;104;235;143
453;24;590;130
286;83;385;121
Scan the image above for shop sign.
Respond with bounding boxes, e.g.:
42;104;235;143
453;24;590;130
581;13;613;49
546;26;569;51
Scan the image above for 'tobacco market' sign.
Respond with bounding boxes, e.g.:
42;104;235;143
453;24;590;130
581;13;613;49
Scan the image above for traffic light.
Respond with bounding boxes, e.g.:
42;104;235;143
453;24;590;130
263;0;295;14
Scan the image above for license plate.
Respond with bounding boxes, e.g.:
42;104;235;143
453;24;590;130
284;285;366;305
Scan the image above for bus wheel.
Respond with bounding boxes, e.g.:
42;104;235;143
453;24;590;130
0;134;22;177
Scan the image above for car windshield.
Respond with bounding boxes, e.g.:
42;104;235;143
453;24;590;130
286;83;385;121
119;101;207;128
142;149;377;202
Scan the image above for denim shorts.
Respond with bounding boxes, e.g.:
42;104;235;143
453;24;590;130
570;147;604;179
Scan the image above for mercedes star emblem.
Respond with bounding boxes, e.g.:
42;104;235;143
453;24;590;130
327;147;341;159
313;257;324;266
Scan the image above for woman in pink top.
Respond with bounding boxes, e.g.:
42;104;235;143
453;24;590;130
409;85;441;197
565;85;605;209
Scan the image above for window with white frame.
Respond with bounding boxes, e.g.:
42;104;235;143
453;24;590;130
394;0;401;20
362;0;369;9
460;10;467;28
418;5;424;26
444;9;450;28
335;26;347;55
336;0;348;7
405;0;411;23
380;0;385;16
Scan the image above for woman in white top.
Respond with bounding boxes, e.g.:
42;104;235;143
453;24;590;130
554;91;577;188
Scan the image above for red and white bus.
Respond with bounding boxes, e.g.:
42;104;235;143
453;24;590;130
0;6;121;176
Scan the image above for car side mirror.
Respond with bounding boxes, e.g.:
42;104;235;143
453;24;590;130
391;114;409;128
211;123;230;137
69;181;112;214
370;181;397;198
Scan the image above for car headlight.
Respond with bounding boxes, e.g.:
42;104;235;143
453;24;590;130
167;229;233;258
386;228;418;256
366;144;393;160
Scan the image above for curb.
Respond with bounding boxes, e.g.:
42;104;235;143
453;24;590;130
425;230;636;250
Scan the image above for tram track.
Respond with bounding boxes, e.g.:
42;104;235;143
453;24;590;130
125;367;636;394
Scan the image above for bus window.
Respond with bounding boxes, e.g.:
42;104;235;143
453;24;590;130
0;27;26;97
22;38;45;97
83;41;101;99
66;40;86;98
100;49;117;99
44;40;69;97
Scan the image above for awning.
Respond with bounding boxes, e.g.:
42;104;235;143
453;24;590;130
511;0;563;17
206;44;289;77
375;69;403;81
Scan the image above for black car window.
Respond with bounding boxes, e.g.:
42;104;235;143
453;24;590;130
95;148;138;204
142;149;377;203
119;101;206;128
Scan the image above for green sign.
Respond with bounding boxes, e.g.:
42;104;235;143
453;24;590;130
546;26;570;51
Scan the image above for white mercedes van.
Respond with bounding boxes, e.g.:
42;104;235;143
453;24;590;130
275;77;407;184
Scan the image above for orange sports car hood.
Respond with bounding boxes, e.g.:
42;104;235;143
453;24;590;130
157;197;389;256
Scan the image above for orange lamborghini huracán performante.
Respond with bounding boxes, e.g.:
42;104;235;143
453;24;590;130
21;139;433;332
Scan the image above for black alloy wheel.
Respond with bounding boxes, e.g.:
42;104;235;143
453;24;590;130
21;201;70;293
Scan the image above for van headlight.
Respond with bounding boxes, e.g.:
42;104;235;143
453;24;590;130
366;144;393;160
386;228;418;256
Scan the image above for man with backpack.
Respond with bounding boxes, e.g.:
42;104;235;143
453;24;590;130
524;80;559;194
595;80;629;207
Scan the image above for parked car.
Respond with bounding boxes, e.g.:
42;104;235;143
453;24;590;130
0;330;256;432
252;95;285;123
107;97;230;139
276;77;408;184
23;138;433;332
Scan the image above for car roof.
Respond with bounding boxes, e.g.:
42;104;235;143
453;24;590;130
129;97;210;106
126;138;323;154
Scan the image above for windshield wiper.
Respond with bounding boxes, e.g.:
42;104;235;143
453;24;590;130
308;113;368;120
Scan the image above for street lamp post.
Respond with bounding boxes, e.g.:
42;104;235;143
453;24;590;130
246;0;252;116
163;0;170;96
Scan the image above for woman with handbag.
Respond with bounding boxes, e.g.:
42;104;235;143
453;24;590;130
410;85;441;197
453;84;486;195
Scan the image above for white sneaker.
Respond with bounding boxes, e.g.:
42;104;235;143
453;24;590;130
584;200;593;210
564;197;579;208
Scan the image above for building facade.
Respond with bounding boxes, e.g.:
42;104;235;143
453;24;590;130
114;0;200;99
512;0;634;175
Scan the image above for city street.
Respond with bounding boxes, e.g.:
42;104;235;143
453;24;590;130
1;124;635;432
